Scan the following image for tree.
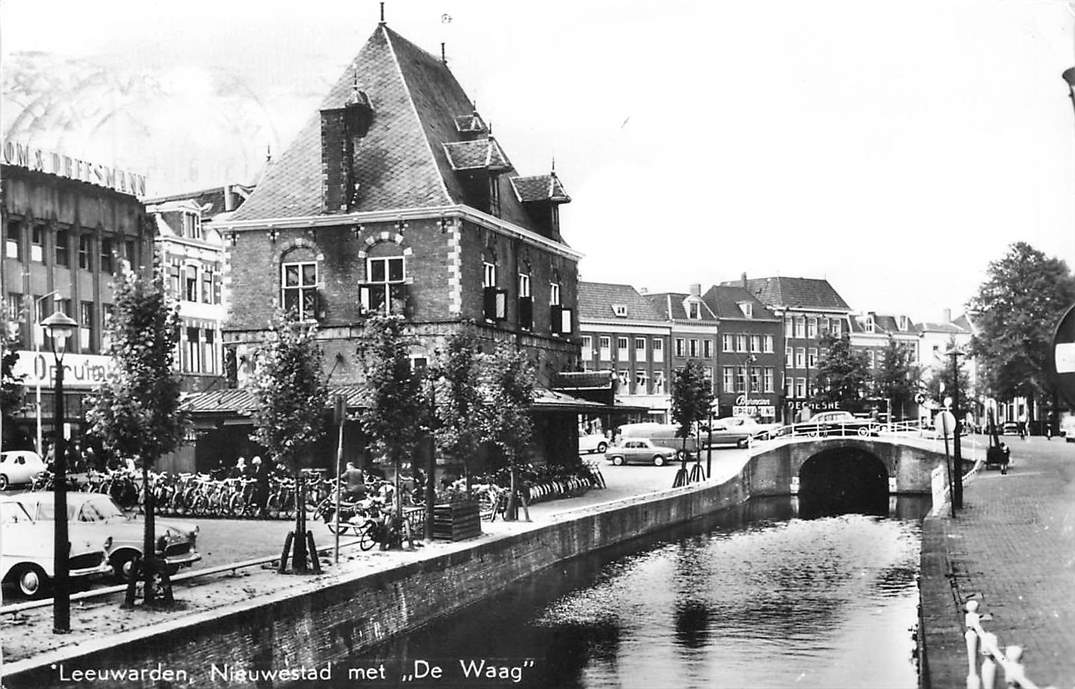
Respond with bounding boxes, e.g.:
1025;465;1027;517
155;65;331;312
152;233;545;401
249;310;328;571
479;341;535;521
434;325;484;491
358;315;426;523
1;317;24;449
85;268;187;606
968;242;1075;425
873;338;921;420
811;332;870;412
924;340;972;408
671;360;713;485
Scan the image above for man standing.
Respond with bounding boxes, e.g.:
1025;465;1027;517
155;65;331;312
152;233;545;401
341;461;366;501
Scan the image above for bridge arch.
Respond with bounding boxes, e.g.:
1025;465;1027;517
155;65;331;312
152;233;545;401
798;446;890;518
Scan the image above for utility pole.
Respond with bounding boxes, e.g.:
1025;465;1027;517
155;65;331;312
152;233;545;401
951;349;964;509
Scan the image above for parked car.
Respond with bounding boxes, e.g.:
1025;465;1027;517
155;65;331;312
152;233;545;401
578;434;610;455
617;423;697;458
704;416;780;448
1061;414;1075;443
1000;421;1020;436
606;438;679;466
0;498;111;597
0;450;46;490
788;410;880;438
11;492;201;582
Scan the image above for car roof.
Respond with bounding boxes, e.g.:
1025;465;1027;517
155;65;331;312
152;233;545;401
14;492;97;506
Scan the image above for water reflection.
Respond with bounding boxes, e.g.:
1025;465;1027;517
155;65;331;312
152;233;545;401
344;496;930;689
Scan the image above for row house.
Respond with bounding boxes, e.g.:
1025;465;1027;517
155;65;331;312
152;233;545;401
578;281;671;422
919;309;986;418
0;157;153;452
701;285;782;422
646;285;720;404
729;275;853;420
847;311;921;371
146;184;253;395
193;21;589;471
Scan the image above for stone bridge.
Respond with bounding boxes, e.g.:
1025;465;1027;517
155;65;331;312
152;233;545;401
743;436;949;506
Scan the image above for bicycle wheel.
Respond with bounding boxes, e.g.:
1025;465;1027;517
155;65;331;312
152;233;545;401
358;520;378;551
228;493;246;517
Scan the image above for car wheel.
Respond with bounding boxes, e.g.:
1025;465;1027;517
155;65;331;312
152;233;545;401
111;551;140;583
857;426;871;437
14;564;48;598
610;455;624;466
808;430;820;438
597;442;607;454
653;455;666;467
737;438;749;449
0;474;7;491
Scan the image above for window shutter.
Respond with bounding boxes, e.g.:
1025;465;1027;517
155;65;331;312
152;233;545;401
483;286;498;320
495;288;508;320
518;296;533;330
213;270;222;304
560;307;573;335
550;304;563;334
359;285;371;313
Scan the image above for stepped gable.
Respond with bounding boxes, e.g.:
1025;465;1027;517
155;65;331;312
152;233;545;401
727;276;851;311
578;282;665;321
232;24;542;232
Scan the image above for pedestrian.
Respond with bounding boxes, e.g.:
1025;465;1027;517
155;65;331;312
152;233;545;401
250;456;270;514
341;461;366;501
1018;411;1028;440
231;456;247;479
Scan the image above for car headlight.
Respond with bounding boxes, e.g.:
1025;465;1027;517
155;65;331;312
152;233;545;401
104;536;113;549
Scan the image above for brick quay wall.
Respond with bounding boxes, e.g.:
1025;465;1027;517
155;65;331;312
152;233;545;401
6;471;753;688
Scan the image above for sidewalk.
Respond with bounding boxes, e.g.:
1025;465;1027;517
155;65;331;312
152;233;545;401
920;437;1075;688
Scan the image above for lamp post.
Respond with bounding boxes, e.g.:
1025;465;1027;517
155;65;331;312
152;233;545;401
1062;68;1075;122
949;348;965;509
41;307;77;634
29;292;61;456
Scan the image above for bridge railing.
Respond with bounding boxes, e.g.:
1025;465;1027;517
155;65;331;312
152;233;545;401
753;418;934;444
963;600;1050;689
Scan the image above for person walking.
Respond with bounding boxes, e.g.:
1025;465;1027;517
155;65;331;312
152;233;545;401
341;461;367;501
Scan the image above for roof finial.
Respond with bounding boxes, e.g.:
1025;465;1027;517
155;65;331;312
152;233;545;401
551;155;556;173
379;2;385;24
441;42;446;65
266;144;272;163
352;70;360;96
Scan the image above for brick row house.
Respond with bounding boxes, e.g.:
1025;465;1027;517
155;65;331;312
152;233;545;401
577;282;672;423
1;157;153;453
701;285;783;421
645;285;720;403
186;21;592;472
728;276;853;421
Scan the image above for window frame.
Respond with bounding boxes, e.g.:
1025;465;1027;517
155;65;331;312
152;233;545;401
281;260;320;320
363;256;406;317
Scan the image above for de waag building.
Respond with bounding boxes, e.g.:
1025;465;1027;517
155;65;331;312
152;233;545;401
182;20;608;473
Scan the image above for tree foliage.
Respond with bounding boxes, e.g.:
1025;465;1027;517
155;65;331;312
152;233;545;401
358;316;426;498
1;317;24;438
873;338;921;418
479;340;536;466
968;242;1075;404
671;360;713;439
924;340;972;406
249;311;328;470
811;332;870;411
434;325;484;474
86;269;187;466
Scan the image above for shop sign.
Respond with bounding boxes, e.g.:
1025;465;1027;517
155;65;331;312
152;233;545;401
735;394;771;407
734;405;775;418
2;139;147;197
11;351;114;390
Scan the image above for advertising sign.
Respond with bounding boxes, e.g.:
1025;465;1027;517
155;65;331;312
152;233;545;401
11;351;114;390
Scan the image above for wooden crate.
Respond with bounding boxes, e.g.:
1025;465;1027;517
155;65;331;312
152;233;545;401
432;501;482;541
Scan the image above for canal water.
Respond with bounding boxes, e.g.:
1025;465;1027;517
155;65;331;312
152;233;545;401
348;495;931;689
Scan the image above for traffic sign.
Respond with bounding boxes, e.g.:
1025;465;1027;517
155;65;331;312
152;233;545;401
914;392;926;405
935;410;957;438
1051;303;1075;407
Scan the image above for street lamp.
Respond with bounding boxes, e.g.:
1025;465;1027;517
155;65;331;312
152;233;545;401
1062;68;1075;121
29;292;61;456
41;307;77;634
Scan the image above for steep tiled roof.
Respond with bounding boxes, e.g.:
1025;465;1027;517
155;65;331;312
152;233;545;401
144;185;254;219
510;174;570;203
849;313;920;335
442;138;510;171
724;276;851;311
701;285;778;320
578;282;666;322
645;292;719;322
231;24;539;232
453;113;487;134
181;385;370;416
920;321;969;334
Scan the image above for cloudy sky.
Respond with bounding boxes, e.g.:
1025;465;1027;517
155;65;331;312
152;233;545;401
3;0;1075;321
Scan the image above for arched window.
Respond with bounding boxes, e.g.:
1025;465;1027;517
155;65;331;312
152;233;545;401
360;242;406;315
281;247;319;320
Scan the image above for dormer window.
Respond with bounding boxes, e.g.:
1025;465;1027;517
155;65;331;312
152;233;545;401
738;302;753;318
898;315;908;331
612;304;627;318
183;212;202;240
864;316;875;334
688;301;701;320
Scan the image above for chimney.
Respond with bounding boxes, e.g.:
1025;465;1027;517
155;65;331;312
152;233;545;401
320;75;374;213
689;283;701;297
639;287;648;295
223;184;234;213
943;308;952;323
741;272;748;289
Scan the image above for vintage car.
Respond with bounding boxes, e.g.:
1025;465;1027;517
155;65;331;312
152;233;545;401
12;492;201;582
705;416;782;448
0;450;46;490
605;438;680;466
787;410;881;438
578;433;610;455
1;498;112;597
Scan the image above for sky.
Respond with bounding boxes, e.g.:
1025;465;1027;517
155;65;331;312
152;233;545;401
3;0;1075;322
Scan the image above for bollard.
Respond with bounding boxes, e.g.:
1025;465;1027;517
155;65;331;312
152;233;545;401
965;600;982;689
979;632;998;689
1003;645;1024;688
